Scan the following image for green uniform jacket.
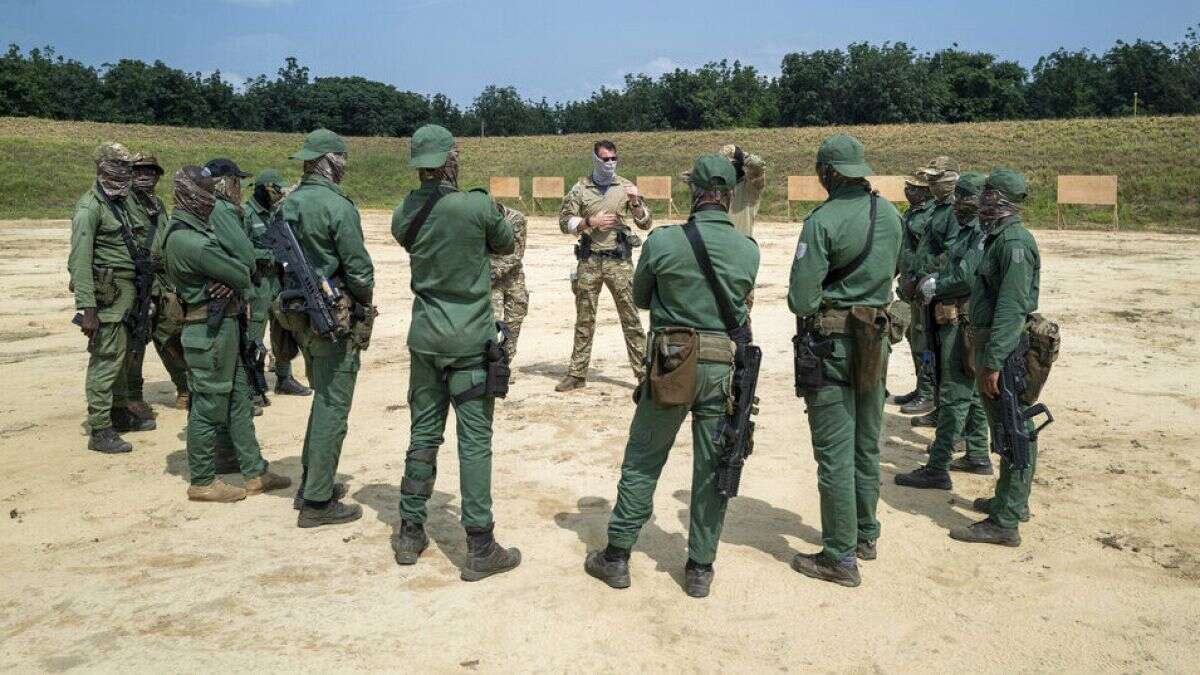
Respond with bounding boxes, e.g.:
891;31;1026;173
392;181;514;356
633;208;759;331
128;193;170;296
68;184;136;310
788;184;903;316
242;197;277;266
162;209;254;308
898;200;933;277
968;215;1041;371
931;216;985;300
209;198;257;271
913;198;956;276
281;175;375;304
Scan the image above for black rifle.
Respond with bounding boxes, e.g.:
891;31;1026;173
921;287;942;407
991;334;1053;470
264;209;342;340
237;307;269;403
99;186;154;359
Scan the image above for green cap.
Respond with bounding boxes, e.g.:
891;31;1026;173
955;171;987;197
816;133;872;178
409;124;456;169
255;168;287;189
986;167;1028;203
687;154;738;192
290;128;347;161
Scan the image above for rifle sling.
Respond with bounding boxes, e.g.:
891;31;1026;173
681;215;744;340
821;191;878;289
402;187;453;251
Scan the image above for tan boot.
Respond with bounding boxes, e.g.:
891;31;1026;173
244;470;292;495
187;480;247;503
555;375;586;392
175;392;191;410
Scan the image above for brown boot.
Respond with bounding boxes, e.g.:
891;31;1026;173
244;470;292;495
126;400;157;420
174;392;191;410
555;375;586;392
187;480;247;503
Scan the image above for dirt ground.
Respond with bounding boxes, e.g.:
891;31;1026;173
1;213;1198;672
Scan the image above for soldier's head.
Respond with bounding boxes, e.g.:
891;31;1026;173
410;124;459;186
204;158;252;208
953;172;987;224
904;173;931;207
980;168;1028;224
687;154;738;212
94;142;133;198
593;140;618;185
815;134;871;192
131;153;164;194
292;128;349;184
253;169;287;208
923;156;960;202
173;165;217;220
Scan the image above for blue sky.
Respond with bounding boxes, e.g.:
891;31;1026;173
2;0;1195;104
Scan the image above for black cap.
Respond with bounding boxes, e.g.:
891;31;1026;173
204;158;252;179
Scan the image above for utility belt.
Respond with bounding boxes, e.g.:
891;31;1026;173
182;297;242;325
933;297;970;325
647;327;733;406
965;313;1060;403
574;231;641;262
445;322;511;405
793;305;892;395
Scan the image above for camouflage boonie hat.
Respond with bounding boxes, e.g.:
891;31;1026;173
986;167;1028;202
132;153;164;175
904;171;930;187
255;168;287;189
291;128;347;161
94;142;132;164
921;156;959;176
688;154;738;192
955;171;987;197
816;134;872;178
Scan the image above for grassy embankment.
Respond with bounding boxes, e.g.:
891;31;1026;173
0;115;1196;229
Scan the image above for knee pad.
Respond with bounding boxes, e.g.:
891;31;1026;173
401;446;438;497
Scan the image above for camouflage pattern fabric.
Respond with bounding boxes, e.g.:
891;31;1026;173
96;141;133;198
491;204;529;360
303;153;346;184
720;144;767;237
567;257;646;380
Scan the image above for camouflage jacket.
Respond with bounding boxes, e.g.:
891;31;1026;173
559;174;652;251
729;152;766;237
491;204;527;280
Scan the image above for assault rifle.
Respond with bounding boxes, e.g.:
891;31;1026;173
265;210;342;340
101;189;155;359
991;334;1053;470
715;339;762;499
237;309;269;402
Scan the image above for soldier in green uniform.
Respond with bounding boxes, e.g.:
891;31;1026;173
390;124;521;582
243;169;312;396
162;166;291;502
125;153;189;416
284;129;376;528
950;168;1041;547
490;203;529;365
69;143;145;453
895;172;993;490
788;134;902;588
895;171;936;415
555;140;652;392
583;155;759;598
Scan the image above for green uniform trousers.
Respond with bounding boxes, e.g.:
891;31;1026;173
181;319;266;485
123;319;189;403
927;320;989;469
803;335;886;563
907;300;935;399
298;335;361;502
84;277;135;429
400;350;496;530
607;361;731;565
979;394;1038;528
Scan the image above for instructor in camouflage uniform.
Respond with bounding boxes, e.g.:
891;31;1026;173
490;202;529;364
720;144;767;238
555;140;652;392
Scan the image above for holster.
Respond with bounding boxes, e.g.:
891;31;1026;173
793;317;833;397
649;327;699;406
450;322;511;405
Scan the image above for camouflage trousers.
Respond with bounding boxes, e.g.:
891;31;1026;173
490;268;529;361
568;257;646;380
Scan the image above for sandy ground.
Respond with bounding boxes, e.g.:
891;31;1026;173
1;213;1198;672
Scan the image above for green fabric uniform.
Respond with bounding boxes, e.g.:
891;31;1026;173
163;209;267;485
391;180;514;529
900;200;936;399
606;206;759;565
970;212;1041;528
789;183;902;564
283;174;375;503
69;183;138;430
126;191;189;399
243;196;308;381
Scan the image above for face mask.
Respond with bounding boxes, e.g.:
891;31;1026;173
132;169;160;194
904;185;930;207
173;168;217;220
930;175;958;201
97;160;132;198
305;153;348;184
954;194;980;224
592;153;617;186
979;188;1020;223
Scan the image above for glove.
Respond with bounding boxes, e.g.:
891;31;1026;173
918;275;937;303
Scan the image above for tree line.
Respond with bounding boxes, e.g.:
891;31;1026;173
1;26;1197;138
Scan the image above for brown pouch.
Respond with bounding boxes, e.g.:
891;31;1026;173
649;327;699;406
885;301;908;345
1022;313;1060;405
848;306;889;390
92;266;120;308
934;301;959;325
271;294;310;335
350;304;380;351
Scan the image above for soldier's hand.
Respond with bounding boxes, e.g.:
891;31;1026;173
979;367;1001;399
80;308;99;339
208;283;234;299
592;211;619;231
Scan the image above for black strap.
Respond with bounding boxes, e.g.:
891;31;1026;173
402;188;452;251
98;188;146;266
822;191;878;289
682;216;743;337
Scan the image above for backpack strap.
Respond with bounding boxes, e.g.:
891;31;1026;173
822;191;878;289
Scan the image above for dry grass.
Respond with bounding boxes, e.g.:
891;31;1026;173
1;115;1196;229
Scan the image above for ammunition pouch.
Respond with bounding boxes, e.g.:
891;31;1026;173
343;298;379;351
91;266;121;308
649;328;699;406
885;301;908;345
272;293;310;334
848;306;889;390
156;291;185;334
1022;313;1060;406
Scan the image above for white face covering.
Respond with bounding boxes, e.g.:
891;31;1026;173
592;152;617;187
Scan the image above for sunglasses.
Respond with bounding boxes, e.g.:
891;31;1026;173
597;156;618;162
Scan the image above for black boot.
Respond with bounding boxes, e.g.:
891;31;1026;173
900;396;934;415
911;410;938;427
88;426;132;454
949;517;1021;547
894;465;952;490
392;520;429;565
112;407;155;433
971;497;1030;522
893;389;920;406
855;540;877;561
461;523;521;582
584;545;631;589
790;552;861;587
684;560;714;598
297;499;362;528
275;376;313;396
292;481;348;510
949;456;994;475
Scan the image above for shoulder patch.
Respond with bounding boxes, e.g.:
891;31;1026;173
1011;247;1026;264
795;241;808;260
